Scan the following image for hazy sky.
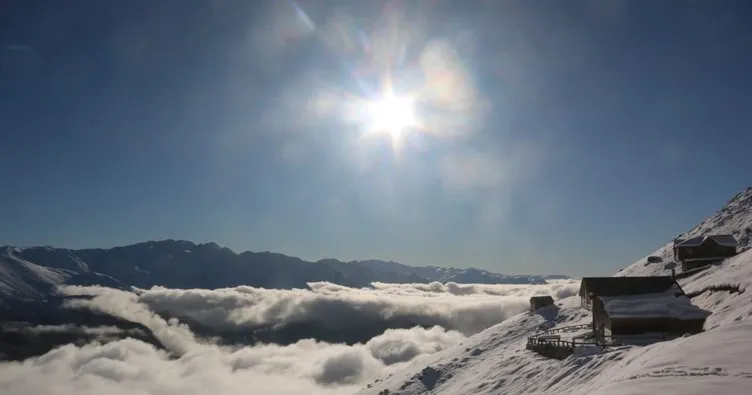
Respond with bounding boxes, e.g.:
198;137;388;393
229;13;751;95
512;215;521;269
1;0;751;276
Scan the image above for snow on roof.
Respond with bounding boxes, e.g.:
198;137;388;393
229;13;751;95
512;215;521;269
675;234;738;248
675;236;705;247
708;234;739;247
600;292;711;320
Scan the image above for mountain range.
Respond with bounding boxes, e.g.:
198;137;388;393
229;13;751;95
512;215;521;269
0;241;564;301
0;241;566;360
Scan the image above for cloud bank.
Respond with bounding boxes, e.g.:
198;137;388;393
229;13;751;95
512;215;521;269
62;279;579;336
0;280;579;394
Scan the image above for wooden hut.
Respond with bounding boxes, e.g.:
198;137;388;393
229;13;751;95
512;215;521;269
578;276;683;310
673;235;738;272
590;292;710;344
529;295;555;312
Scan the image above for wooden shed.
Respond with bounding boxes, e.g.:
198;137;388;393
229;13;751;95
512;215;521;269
529;296;555;312
673;235;738;272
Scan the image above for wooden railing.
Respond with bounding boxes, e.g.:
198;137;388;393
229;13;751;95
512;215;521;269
526;323;596;359
526;336;597;349
538;323;592;337
527;320;703;359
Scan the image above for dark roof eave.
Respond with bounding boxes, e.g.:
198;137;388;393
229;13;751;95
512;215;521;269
580;276;679;297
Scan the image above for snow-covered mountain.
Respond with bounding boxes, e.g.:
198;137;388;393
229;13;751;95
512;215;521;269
360;186;752;394
0;248;72;299
411;266;552;285
0;247;129;300
0;241;561;300
320;260;561;286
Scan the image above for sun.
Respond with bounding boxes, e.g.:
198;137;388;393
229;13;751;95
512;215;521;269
364;91;417;143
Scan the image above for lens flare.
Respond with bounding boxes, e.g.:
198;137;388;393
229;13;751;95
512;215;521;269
365;91;417;142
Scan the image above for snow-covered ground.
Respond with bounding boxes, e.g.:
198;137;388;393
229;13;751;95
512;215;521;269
358;249;752;395
359;188;752;395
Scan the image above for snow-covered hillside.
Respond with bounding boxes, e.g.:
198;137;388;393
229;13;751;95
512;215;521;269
618;186;752;277
359;251;752;395
0;247;73;299
360;187;752;395
0;247;129;300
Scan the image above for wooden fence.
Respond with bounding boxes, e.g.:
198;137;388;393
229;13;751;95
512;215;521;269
526;323;595;359
538;323;592;337
527;331;681;360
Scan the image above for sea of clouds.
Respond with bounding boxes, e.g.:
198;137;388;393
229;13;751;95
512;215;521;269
0;279;580;394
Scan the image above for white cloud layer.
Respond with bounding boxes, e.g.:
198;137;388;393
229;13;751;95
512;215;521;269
0;280;579;394
61;280;579;336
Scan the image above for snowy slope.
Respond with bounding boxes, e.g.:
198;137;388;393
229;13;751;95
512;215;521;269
0;248;73;299
359;249;752;395
676;250;752;330
359;187;752;395
0;247;128;300
618;186;752;277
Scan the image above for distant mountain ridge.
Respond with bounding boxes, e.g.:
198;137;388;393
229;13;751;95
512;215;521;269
0;241;567;300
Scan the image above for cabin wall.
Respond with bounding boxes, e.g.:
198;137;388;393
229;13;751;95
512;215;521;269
610;317;706;336
591;298;610;342
681;259;721;272
676;242;736;261
581;294;592;310
669;318;705;334
610;317;671;335
593;298;707;344
530;297;554;312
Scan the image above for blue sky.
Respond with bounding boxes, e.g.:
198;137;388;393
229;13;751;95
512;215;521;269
1;0;751;277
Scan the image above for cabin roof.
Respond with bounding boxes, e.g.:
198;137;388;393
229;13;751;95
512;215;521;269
600;292;711;320
675;234;738;248
530;295;554;302
579;276;682;298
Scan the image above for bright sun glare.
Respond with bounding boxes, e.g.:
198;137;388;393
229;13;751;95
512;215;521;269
365;92;417;142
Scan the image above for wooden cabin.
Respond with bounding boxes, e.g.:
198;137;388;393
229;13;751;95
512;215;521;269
578;276;683;310
590;292;710;344
673;235;738;272
529;296;555;312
